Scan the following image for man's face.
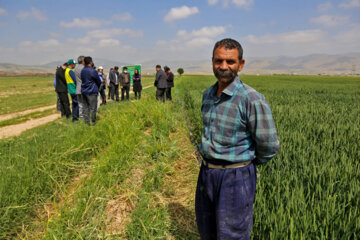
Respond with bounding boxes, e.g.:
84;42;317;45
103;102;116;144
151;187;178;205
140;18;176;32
156;67;160;71
212;46;245;85
69;64;75;69
99;69;103;73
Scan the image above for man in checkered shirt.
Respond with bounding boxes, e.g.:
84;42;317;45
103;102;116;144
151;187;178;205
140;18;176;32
195;38;280;240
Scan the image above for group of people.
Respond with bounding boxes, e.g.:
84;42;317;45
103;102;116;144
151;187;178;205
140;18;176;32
54;56;107;125
154;65;174;102
107;66;142;101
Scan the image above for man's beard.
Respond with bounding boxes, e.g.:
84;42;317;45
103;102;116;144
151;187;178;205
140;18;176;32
214;68;237;84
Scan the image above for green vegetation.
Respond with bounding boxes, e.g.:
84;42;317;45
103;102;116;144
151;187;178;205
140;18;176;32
0;86;199;239
0;74;359;239
0;76;57;114
0;75;156;115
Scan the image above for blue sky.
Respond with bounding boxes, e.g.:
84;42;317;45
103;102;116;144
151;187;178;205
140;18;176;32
0;0;359;65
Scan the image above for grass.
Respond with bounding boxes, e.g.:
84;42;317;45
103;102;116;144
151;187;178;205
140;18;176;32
0;74;359;239
0;82;199;239
0;76;56;115
0;75;156;115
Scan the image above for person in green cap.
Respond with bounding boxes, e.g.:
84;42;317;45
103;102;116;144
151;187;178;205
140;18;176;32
65;59;79;122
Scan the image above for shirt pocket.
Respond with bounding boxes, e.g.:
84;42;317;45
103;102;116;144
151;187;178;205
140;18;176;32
212;104;240;146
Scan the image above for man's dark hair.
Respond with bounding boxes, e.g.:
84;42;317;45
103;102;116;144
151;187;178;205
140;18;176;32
114;66;119;70
123;66;127;70
63;62;69;67
212;38;243;61
84;56;92;66
156;64;161;68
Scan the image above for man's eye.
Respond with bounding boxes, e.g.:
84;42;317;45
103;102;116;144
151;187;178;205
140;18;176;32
227;60;235;64
215;60;222;64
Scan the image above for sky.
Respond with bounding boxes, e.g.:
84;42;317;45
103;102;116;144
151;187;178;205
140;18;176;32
0;0;359;65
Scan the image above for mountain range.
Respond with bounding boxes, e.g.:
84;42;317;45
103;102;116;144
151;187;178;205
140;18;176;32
0;53;359;76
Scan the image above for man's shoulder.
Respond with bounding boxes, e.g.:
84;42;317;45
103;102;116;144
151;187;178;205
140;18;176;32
203;84;215;99
237;81;265;103
75;65;83;72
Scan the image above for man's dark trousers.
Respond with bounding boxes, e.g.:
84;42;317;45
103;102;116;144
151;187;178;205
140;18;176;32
156;88;166;102
110;82;119;101
82;94;98;125
121;83;130;101
195;162;257;240
166;87;172;101
70;94;79;121
107;85;112;99
57;92;71;118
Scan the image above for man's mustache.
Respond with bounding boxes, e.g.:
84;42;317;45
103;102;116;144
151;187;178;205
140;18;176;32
215;69;236;78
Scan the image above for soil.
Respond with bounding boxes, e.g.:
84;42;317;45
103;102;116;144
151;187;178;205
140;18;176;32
0;113;60;139
0;104;56;122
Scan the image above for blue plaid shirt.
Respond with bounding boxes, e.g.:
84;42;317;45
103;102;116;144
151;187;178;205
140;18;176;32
200;77;280;164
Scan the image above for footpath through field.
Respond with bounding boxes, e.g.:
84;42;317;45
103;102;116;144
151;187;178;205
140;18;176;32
0;85;154;139
0;104;56;122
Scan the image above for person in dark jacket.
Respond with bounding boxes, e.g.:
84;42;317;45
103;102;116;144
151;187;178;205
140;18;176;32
55;62;71;118
120;66;131;101
132;69;142;100
109;66;120;101
54;66;62;113
81;56;101;125
154;65;167;102
98;66;106;105
164;66;174;101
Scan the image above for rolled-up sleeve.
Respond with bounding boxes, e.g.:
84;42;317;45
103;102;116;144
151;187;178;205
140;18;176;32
248;99;280;164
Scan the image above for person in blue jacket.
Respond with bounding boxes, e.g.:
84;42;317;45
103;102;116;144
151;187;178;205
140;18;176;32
80;56;101;125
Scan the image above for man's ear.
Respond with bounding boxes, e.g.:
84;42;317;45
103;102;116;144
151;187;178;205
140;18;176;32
238;59;245;72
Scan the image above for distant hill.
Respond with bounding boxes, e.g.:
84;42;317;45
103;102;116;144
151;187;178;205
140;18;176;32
1;53;359;76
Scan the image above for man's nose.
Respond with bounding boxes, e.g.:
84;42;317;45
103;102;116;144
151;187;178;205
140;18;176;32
220;61;228;70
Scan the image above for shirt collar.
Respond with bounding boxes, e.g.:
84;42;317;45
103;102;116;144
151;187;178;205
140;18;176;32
212;76;241;97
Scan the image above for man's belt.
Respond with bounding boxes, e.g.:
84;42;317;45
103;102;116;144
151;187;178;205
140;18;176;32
202;159;252;169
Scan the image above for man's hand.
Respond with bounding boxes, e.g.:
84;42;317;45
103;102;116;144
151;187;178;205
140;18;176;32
115;82;118;85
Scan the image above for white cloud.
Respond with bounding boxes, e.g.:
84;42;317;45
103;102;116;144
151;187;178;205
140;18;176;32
164;6;199;22
207;0;219;5
185;37;214;47
0;8;7;16
339;0;360;8
98;39;120;47
231;0;254;8
310;15;349;27
208;0;254;8
19;39;59;49
60;18;111;28
245;30;326;44
112;13;133;22
333;24;360;43
177;26;229;40
16;7;47;22
86;28;143;39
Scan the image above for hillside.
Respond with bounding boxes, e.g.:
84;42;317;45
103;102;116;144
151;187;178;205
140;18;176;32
1;53;359;75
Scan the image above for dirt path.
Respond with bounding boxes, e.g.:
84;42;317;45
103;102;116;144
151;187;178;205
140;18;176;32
0;85;156;139
0;104;56;122
0;113;60;139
